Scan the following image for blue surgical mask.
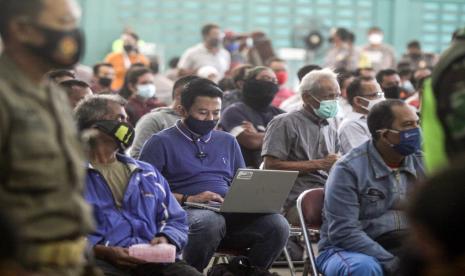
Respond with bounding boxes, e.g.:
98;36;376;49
310;94;339;119
137;84;156;99
389;127;421;156
184;116;218;136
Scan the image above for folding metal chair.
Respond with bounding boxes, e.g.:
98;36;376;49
296;188;325;276
256;161;298;276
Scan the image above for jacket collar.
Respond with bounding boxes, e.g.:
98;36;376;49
87;153;139;173
368;140;418;179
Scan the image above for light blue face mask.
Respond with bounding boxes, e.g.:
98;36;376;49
310;94;339;119
137;84;156;99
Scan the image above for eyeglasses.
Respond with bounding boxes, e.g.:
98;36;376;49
361;92;384;100
310;93;341;102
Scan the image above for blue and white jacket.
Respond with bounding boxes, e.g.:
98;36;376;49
84;153;188;251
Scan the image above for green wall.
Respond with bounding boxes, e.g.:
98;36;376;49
77;0;465;67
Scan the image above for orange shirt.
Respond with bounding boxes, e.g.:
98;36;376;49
104;52;150;91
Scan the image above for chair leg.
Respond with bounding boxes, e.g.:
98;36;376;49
282;247;296;276
298;219;319;275
302;261;309;276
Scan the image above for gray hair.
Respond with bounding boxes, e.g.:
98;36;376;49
299;68;339;96
74;94;127;131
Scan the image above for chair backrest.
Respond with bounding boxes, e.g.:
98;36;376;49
298;188;324;229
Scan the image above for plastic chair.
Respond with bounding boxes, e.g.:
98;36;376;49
296;188;325;276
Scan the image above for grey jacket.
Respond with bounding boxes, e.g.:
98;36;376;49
318;140;424;273
131;107;181;158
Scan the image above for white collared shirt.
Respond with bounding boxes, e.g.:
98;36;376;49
338;110;370;155
177;43;230;78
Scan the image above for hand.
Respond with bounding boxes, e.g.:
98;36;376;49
320;154;339;172
151;235;169;245
95;246;146;269
187;191;224;203
241;121;257;133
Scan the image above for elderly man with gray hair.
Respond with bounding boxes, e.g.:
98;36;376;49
262;68;340;259
74;94;201;276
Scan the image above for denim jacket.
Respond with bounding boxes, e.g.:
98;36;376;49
85;154;188;251
318;140;424;272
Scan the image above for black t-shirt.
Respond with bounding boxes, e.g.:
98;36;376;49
220;102;284;168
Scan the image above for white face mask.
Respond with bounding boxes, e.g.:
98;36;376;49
245;37;254;48
361;96;385;112
137;84;156;99
368;33;383;45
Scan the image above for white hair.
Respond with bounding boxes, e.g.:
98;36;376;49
299;68;339;96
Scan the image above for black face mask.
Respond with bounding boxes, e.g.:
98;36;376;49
98;77;113;88
184;116;218;136
25;24;84;68
242;79;279;110
383;86;401;99
123;44;134;53
93;120;135;150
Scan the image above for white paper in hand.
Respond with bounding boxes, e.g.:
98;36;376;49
128;243;176;263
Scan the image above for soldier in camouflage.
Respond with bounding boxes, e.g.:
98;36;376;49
0;0;93;274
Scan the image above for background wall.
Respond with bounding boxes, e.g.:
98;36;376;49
77;0;465;67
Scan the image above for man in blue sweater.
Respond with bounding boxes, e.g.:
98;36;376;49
75;94;201;275
139;78;290;272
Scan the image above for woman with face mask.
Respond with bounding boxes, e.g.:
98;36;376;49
219;66;284;168
119;66;164;126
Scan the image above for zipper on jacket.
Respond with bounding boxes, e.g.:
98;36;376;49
393;170;401;229
102;165;140;209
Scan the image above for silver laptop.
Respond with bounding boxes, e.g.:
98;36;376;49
185;169;298;213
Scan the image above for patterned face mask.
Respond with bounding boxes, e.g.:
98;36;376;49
93;120;135;150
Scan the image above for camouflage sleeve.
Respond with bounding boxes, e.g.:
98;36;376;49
0;88;10;151
0;88;11;180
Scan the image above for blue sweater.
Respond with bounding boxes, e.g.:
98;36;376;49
85;154;188;251
139;121;245;197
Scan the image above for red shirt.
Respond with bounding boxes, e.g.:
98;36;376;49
272;87;294;107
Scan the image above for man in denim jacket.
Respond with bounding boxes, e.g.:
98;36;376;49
317;99;424;276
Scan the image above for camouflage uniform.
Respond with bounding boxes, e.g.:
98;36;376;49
0;54;94;274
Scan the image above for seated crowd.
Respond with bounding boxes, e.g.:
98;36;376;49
69;66;427;276
1;1;464;275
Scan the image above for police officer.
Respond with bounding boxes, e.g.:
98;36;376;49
0;0;93;274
